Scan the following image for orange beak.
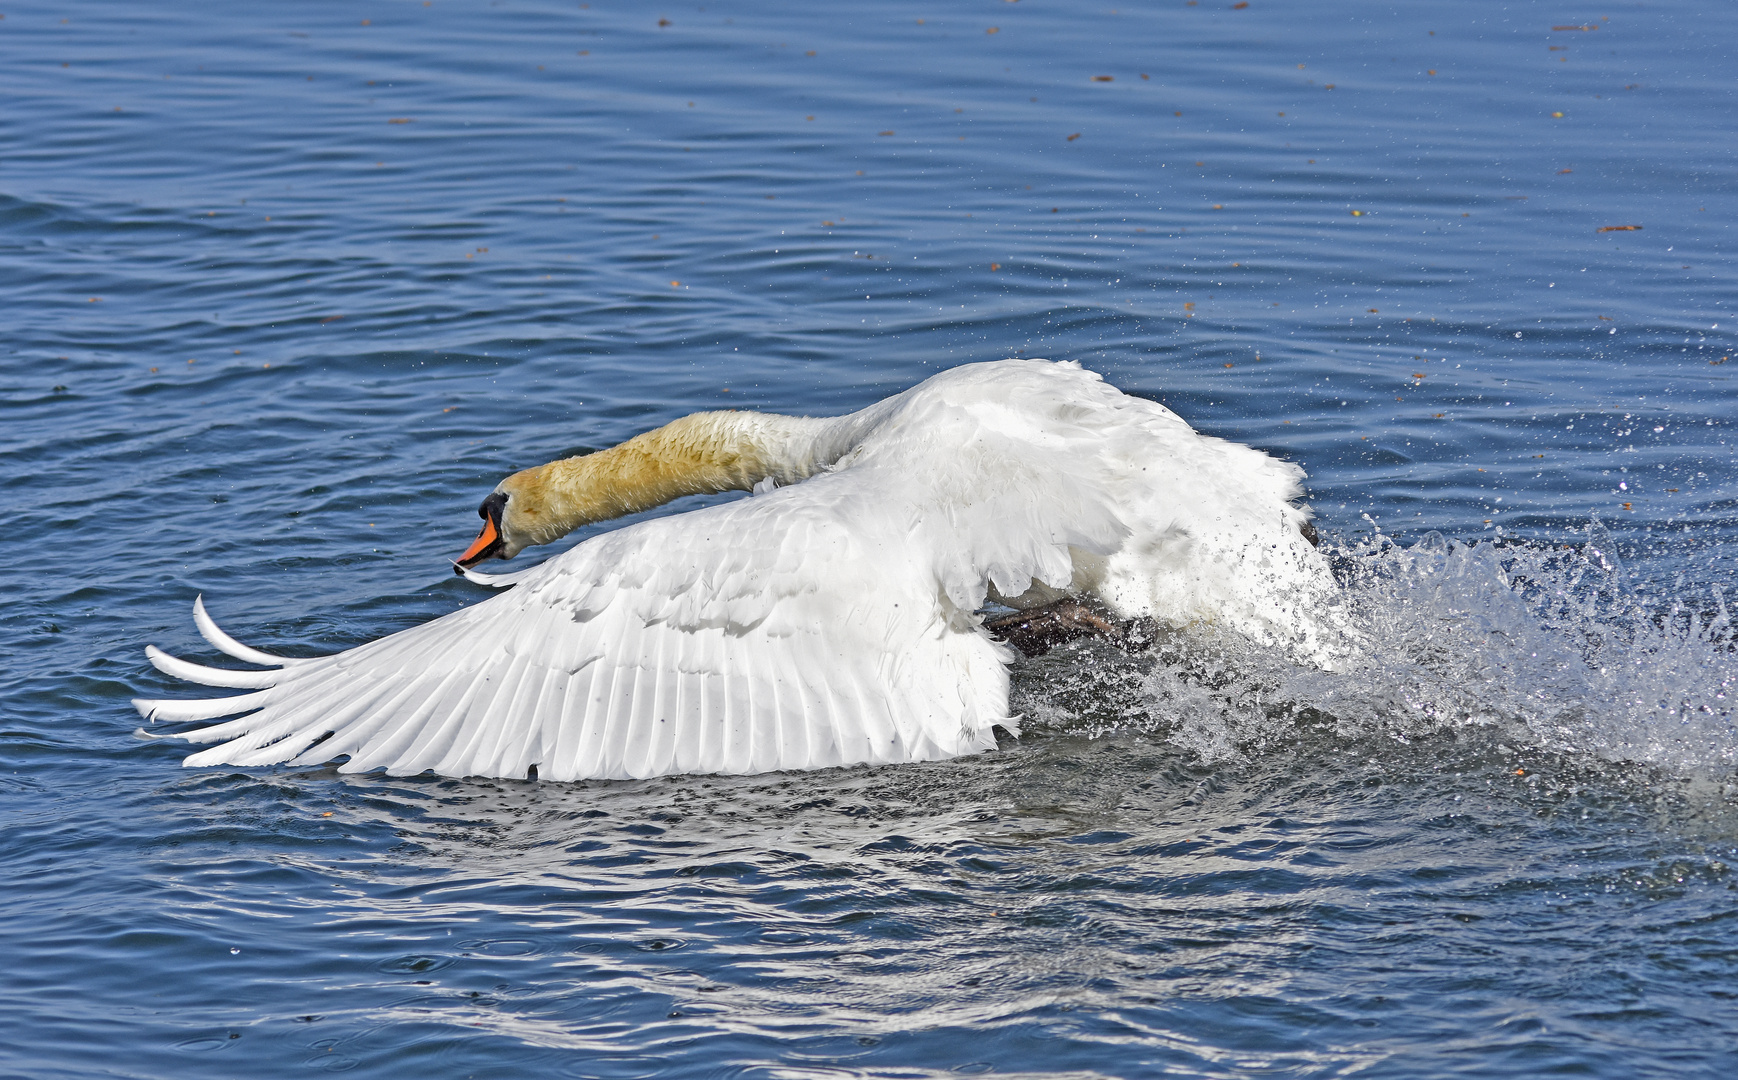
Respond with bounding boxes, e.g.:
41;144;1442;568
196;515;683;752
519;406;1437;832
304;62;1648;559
455;491;509;574
456;517;500;568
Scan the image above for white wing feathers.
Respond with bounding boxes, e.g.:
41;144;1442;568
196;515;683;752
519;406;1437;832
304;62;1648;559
136;359;1331;781
135;470;1035;780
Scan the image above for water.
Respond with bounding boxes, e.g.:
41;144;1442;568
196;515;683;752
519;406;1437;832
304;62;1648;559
3;0;1736;1075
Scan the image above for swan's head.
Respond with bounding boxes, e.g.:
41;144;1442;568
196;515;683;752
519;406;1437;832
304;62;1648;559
455;491;514;571
454;469;557;572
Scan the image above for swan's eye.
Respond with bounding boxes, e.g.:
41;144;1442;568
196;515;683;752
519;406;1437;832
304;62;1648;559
479;491;508;523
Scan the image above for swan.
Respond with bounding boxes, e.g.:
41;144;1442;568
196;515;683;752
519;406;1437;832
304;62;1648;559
135;359;1335;781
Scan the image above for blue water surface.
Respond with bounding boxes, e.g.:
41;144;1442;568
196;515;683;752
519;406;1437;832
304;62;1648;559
4;1;1737;1077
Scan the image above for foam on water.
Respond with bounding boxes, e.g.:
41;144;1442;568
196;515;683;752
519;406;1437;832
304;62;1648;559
1020;522;1738;775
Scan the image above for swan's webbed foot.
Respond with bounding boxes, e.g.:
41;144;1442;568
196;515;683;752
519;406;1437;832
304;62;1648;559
983;599;1155;659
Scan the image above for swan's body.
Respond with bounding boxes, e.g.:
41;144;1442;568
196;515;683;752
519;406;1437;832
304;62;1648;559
136;359;1335;781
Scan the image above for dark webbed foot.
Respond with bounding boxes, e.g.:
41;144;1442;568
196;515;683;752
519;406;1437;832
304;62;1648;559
984;599;1154;659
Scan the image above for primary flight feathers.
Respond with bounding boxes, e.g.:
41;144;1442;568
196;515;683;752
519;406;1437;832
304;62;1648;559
135;359;1335;780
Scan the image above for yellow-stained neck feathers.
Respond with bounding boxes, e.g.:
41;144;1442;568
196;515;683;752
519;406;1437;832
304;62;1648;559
490;411;837;557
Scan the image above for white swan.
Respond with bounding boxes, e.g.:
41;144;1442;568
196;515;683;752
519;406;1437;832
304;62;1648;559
135;359;1335;781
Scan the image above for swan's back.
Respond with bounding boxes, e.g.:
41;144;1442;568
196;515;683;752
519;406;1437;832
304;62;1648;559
849;361;1327;647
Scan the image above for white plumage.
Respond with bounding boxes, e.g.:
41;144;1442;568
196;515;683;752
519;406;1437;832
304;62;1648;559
136;359;1335;780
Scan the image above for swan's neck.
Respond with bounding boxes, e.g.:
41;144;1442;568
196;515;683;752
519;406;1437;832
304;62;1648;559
500;411;846;547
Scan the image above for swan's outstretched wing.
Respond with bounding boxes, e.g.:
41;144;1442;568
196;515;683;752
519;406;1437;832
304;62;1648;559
135;483;1019;781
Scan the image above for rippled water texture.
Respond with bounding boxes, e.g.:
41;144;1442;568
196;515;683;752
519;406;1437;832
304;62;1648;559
4;1;1737;1076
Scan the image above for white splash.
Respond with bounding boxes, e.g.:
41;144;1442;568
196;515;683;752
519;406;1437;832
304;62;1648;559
1019;521;1738;774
